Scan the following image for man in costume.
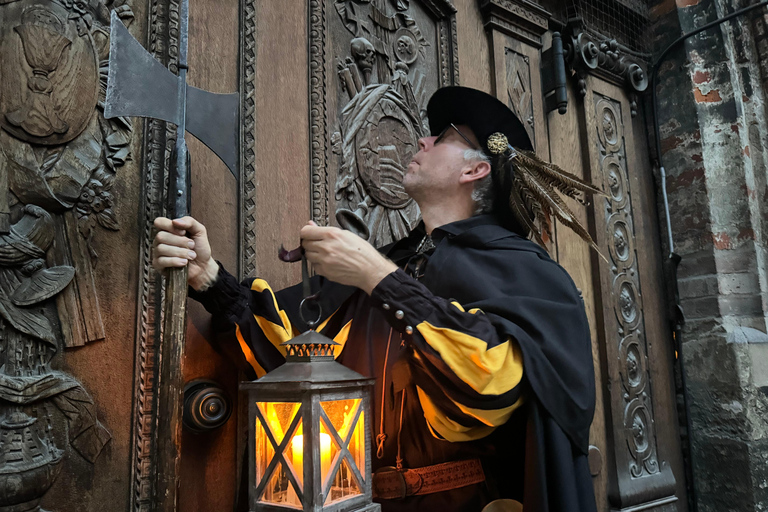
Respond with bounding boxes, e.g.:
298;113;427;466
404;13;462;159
153;87;599;512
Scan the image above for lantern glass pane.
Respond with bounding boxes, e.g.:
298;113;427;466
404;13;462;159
257;401;301;445
320;398;361;440
255;402;303;507
320;400;365;477
324;458;362;505
260;459;303;508
319;399;365;505
348;409;365;484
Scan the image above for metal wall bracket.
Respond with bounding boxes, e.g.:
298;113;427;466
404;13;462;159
541;31;568;115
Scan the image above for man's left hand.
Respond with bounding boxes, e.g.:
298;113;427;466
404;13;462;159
300;222;398;295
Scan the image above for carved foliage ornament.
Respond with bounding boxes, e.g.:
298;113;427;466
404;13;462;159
595;95;659;478
0;0;134;509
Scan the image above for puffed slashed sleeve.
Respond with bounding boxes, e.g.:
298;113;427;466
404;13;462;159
369;268;526;442
189;263;353;378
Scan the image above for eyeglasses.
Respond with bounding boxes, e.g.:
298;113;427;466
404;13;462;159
434;123;479;150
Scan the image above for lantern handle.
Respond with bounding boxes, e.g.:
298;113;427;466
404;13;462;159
300;255;322;329
299;296;322;329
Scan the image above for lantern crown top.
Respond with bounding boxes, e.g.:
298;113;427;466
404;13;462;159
282;330;339;362
241;329;372;387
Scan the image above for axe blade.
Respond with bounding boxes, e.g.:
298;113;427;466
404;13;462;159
186;87;239;179
105;12;180;124
105;12;240;180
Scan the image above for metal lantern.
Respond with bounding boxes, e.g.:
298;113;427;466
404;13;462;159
242;330;380;512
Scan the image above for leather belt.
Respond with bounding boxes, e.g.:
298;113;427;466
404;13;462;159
372;459;486;500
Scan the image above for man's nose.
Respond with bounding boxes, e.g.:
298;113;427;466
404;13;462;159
417;137;429;150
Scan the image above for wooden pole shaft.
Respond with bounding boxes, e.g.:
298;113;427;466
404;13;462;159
154;265;189;512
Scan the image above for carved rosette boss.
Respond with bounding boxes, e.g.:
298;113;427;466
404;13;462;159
0;0;133;510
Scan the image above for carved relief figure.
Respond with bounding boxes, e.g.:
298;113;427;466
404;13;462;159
0;0;133;509
6;7;73;138
332;0;430;247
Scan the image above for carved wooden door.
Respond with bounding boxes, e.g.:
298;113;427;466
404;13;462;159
545;37;690;512
480;3;689;510
180;1;693;510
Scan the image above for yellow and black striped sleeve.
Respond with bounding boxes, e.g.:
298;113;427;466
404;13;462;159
189;263;353;378
370;268;526;442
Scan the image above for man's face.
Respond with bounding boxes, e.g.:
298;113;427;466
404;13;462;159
403;124;481;200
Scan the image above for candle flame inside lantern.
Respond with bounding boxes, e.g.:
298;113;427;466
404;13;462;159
291;432;332;484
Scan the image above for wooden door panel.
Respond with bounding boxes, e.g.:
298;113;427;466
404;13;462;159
176;0;242;510
0;1;143;510
546;75;609;512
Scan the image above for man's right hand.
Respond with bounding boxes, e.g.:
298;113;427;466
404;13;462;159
152;216;219;291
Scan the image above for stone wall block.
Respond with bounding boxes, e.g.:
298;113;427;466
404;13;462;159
681;295;721;319
685;337;743;404
684;317;727;340
691;436;757;512
718;294;764;317
678;249;718;278
679;274;720;298
718;272;762;295
714;245;758;274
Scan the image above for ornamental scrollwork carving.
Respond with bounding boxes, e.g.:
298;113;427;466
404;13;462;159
314;0;458;247
595;94;660;478
0;0;134;509
565;28;649;117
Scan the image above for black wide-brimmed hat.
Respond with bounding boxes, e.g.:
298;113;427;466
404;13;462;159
426;86;533;153
425;86;605;257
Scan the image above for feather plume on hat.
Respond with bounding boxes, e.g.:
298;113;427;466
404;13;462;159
486;132;607;261
426;86;605;259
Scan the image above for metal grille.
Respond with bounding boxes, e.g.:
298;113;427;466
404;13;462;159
565;0;652;55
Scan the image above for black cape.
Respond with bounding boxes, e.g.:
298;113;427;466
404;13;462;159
274;215;597;511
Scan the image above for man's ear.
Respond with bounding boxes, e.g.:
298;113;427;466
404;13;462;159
459;160;491;184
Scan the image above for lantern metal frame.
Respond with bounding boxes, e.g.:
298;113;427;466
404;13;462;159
241;330;381;512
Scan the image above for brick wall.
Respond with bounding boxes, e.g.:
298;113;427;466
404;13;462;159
649;0;768;509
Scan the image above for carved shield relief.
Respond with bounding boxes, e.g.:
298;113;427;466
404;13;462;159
312;0;459;247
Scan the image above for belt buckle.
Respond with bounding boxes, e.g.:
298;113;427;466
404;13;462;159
373;466;407;500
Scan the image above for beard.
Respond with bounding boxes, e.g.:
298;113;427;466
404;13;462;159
402;170;427;203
